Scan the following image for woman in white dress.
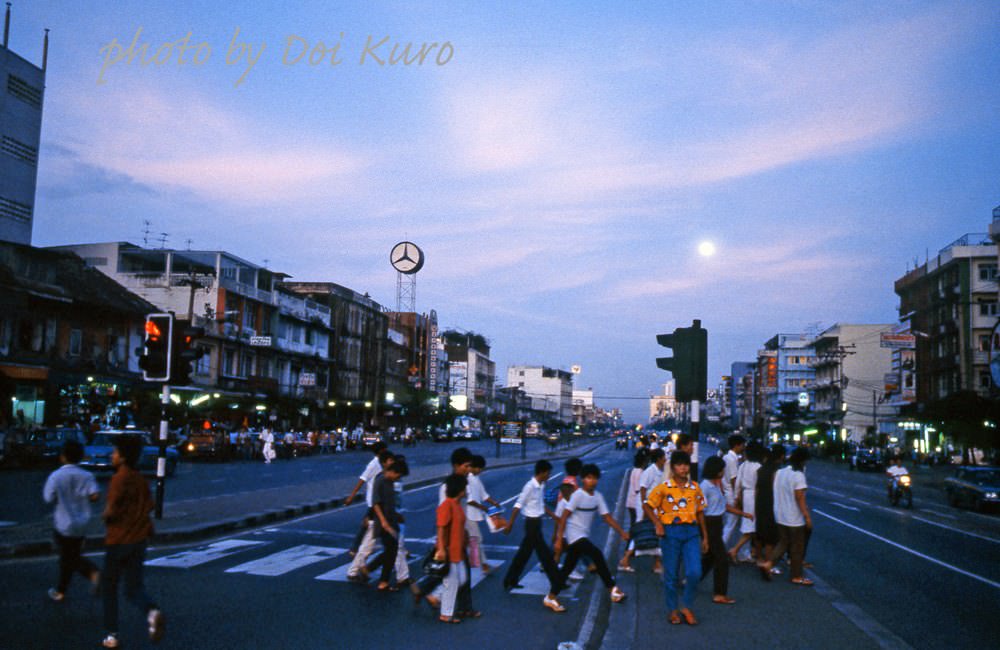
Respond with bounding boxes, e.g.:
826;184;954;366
728;442;764;563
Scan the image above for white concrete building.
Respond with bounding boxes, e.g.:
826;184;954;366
48;242;334;399
809;323;896;442
507;365;573;424
649;381;682;423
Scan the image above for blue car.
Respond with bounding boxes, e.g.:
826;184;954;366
80;430;179;477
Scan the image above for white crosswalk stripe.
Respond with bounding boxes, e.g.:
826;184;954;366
145;539;268;568
510;563;580;597
224;544;347;577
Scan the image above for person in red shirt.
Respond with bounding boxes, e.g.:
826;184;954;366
99;435;164;648
435;474;470;624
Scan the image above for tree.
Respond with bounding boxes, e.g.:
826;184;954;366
904;391;1000;463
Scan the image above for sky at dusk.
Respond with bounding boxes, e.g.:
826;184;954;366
10;1;1000;422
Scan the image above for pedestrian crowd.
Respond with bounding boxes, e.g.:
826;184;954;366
618;434;814;626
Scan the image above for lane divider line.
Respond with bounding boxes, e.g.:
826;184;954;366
814;509;1000;590
911;515;1000;545
831;502;860;512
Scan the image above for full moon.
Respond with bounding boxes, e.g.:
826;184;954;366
698;241;717;257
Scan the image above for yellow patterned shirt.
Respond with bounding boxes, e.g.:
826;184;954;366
645;479;706;525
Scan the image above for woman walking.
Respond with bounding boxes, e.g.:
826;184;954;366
761;447;813;586
617;450;648;572
728;442;764;563
700;456;752;605
755;444;784;580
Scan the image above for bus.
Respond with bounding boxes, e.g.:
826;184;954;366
453;416;482;440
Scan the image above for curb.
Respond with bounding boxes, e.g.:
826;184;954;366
0;440;608;559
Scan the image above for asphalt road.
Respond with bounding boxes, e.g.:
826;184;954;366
0;441;629;649
0;437;575;527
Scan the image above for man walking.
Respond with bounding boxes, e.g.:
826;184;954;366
100;434;164;648
43;439;100;602
722;435;746;556
503;460;565;612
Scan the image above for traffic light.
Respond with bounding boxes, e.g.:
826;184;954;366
171;320;206;385
138;313;173;382
655;319;708;402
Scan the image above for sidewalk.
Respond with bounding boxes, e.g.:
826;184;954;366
0;439;607;558
598;556;883;650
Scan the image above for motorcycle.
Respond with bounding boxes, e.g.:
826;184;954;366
889;474;913;508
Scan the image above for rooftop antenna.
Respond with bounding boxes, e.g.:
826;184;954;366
42;27;48;71
3;3;10;49
158;232;168;249
142;219;152;247
185;238;193;250
262;258;269;269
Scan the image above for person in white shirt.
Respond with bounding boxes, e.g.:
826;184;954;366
636;448;667;574
465;455;501;573
345;444;392;580
553;464;628;604
43;439;101;602
261;428;276;464
728;442;763;563
885;457;909;500
762;447;813;585
721;435;746;556
616;451;649;572
503;460;564;613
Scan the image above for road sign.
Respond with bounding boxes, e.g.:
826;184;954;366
500;421;523;444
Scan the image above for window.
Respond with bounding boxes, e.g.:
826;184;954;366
980;302;998;317
69;329;82;356
7;74;42;108
980;263;998;281
1;135;38;166
980;335;991;352
195;348;210;375
980;373;991;390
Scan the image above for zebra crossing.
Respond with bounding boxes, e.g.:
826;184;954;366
144;536;582;598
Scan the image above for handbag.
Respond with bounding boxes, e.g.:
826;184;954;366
422;550;449;578
630;519;659;550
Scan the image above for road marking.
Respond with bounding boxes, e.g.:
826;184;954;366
146;539;267;568
814;509;1000;590
911;516;1000;545
500;472;564;506
0;521;17;527
210;478;225;483
849;497;868;505
225;544;346;576
510;562;578;597
831;502;860;512
920;509;957;520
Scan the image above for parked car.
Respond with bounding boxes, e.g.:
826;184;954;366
10;427;89;466
183;429;232;460
432;428;452;443
80;430;179;477
943;466;1000;512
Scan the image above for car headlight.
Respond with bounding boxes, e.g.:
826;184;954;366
187;443;195;451
986;492;998;499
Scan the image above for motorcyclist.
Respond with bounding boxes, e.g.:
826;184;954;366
885;456;909;501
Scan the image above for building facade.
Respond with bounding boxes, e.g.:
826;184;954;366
442;331;495;417
0;10;46;246
0;243;155;427
894;230;997;403
51;243;336;426
761;333;816;422
808;323;895;442
729;361;755;429
507;365;573;424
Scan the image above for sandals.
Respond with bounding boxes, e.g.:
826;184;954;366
617;564;635;573
791;578;815;587
758;564;772;582
669;611;682;625
376;582;399;592
679;608;698;625
712;596;736;605
439;616;462;624
457;610;482;619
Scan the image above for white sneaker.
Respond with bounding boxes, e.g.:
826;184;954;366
543;595;566;613
147;608;165;643
569;569;585;581
101;634;119;648
610;586;627;603
47;588;64;602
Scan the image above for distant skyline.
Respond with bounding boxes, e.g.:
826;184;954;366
10;1;1000;422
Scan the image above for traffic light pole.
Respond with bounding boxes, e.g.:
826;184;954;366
690;399;700;480
155;383;169;519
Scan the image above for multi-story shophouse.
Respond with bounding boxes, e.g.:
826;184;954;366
758;334;816;432
808;323;895;443
507;365;573;425
0;243;155;428
50;243;335;427
283;282;388;427
894;230;997;403
443;331;495;419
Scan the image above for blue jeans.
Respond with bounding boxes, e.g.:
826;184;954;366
660;524;701;611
